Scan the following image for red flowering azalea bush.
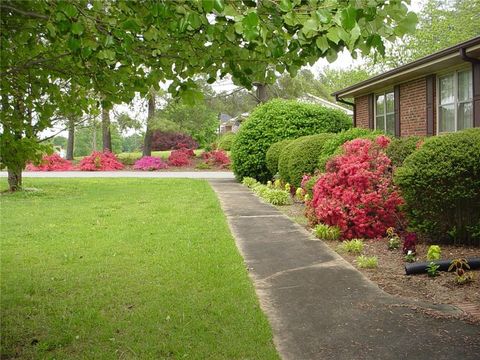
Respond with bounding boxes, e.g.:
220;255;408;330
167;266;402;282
26;153;74;171
202;150;230;167
308;136;404;239
133;156;168;171
79;151;124;171
168;149;192;167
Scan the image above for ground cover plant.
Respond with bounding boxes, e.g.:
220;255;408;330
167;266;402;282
25;153;74;171
0;179;279;359
78;151;124;171
133;156;168;171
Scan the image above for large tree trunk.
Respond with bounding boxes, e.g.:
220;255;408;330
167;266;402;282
256;83;268;103
7;166;22;192
143;92;156;157
102;107;112;152
66;118;75;160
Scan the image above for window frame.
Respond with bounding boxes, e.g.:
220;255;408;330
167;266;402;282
436;68;473;134
374;90;395;135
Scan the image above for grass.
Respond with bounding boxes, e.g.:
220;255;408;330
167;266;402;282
356;255;379;269
337;239;364;254
0;179;279;359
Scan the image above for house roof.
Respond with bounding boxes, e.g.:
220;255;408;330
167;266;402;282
299;93;353;115
333;36;480;99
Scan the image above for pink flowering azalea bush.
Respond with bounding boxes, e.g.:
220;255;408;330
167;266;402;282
168;149;192;167
79;151;124;171
26;153;74;171
133;156;168;171
307;136;404;239
202;150;230;167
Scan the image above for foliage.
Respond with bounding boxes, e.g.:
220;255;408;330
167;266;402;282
314;224;341;241
25;153;74;171
121;134;144;153
167;149;192;167
73;122;122;157
295;187;305;202
403;233;417;254
217;132;236;151
426;245;442;261
79;151;124;171
386;136;423;168
309;137;403;239
426;262;440;277
338;239;364;254
117;153;142;166
317;128;382;172
266;139;293;176
268;69;330;101
356;255;378;269
133;156;168;171
394;129;480;245
242;177;258;188
151;131;199;151
404;252;416;263
231;99;352;182
202;150;230;168
319;66;373;102
195;162;212;170
448;258;474;285
251;183;292;206
278;133;335;187
386;227;401;250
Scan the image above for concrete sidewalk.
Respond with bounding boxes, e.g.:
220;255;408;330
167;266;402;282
0;171;234;179
209;179;480;360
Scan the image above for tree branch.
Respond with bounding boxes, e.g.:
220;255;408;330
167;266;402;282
0;4;49;20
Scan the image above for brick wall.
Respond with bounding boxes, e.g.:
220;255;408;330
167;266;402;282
355;95;370;129
399;77;430;136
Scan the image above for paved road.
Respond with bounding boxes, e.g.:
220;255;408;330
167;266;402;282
0;171;234;179
209;179;480;360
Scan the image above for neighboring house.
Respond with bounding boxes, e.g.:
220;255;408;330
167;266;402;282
299;93;353;116
218;113;232;134
333;36;480;137
219;112;248;134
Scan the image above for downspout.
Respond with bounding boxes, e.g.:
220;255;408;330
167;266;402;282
335;95;356;126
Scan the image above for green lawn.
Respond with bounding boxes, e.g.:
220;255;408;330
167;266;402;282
0;179;278;359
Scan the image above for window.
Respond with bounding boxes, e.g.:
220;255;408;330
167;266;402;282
438;70;473;133
375;91;395;135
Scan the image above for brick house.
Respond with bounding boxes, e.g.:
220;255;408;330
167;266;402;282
333;36;480;137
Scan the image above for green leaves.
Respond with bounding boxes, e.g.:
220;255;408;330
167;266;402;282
202;0;224;12
396;12;418;35
71;22;84;35
315;36;329;53
242;12;259;41
341;7;357;30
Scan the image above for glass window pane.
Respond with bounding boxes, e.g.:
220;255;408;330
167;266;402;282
439;74;454;105
439;104;455;133
457;102;473;130
376;94;385;115
375;116;385;131
458;70;472;102
386;92;395;113
386;114;395;135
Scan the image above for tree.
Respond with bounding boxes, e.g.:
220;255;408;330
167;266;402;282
1;0;417;191
319;66;373;102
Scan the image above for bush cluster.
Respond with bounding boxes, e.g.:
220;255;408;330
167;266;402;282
202;150;230;168
151;131;198;151
266;139;293;176
26;153;74;171
117;153;142;165
386;136;423;168
217;132;236;151
133;156;168;171
278;133;335;187
79;151;124;171
167;148;195;167
231;99;352;182
394;129;480;245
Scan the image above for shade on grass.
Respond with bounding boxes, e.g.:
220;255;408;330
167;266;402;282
0;179;279;359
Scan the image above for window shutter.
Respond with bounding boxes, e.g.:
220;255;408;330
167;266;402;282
426;75;435;136
367;93;374;130
473;63;480;128
394;85;400;137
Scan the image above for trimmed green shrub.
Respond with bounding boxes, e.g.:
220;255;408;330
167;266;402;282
278;133;335;187
231;99;352;182
386;136;423;168
117;153;142;165
217;132;236;151
266;139;293;176
317;128;382;171
394;129;480;246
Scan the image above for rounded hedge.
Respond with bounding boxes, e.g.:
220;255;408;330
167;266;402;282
231;99;352;182
394;128;480;246
278;133;335;187
386;135;422;168
217;132;236;151
266;139;293;176
317;128;382;171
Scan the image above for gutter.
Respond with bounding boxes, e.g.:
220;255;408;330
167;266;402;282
460;47;480;64
335;95;354;108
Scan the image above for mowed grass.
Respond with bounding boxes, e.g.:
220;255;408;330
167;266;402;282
0;179;279;359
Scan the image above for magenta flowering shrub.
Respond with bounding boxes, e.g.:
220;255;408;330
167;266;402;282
26;153;74;171
79;151;124;171
133;156;168;171
168;149;191;166
202;150;230;167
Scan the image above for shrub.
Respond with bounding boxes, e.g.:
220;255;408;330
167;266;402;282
317;128;382;171
151;131;198;151
394;129;480;246
202;150;230;167
79;151;124;171
231;99;352;182
356;255;378;269
278;133;335;187
386;136;423;168
217;132;236;151
250;183;292;205
266;139;293;176
117;153;142;166
195;162;212;170
242;177;258;188
133;156;168;171
338;239;364;254
308;136;404;239
426;245;441;261
314;224;341;241
26;153;74;171
168;149;191;167
403;232;417;254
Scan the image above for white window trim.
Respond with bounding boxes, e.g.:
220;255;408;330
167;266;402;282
374;91;395;135
436;69;473;134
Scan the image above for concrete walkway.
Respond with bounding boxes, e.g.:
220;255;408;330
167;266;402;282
209;179;480;360
0;171;234;179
